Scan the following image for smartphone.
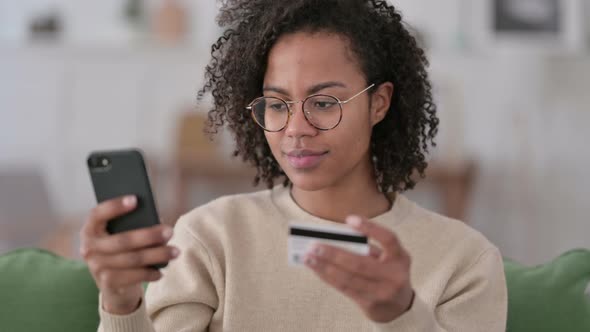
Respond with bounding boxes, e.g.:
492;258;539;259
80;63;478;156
87;148;166;268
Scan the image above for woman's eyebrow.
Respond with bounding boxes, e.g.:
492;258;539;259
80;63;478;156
307;81;347;95
262;81;347;97
262;85;290;96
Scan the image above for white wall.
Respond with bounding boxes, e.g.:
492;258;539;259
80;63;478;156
429;55;590;264
0;0;221;46
391;0;590;264
1;0;589;264
0;0;220;215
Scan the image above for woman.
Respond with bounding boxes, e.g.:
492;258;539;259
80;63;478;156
81;0;507;331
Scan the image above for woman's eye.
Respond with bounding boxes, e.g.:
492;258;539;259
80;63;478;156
269;103;287;111
314;101;336;109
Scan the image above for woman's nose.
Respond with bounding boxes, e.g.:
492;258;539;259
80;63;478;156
284;102;318;137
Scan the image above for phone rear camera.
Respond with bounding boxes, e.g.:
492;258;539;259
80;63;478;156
88;156;111;171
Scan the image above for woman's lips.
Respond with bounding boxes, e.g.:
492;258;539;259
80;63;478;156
285;150;328;169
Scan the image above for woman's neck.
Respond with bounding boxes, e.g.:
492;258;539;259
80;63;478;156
290;167;392;223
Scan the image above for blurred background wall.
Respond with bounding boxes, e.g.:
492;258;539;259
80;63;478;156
0;0;589;265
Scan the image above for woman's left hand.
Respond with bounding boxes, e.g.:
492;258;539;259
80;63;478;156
304;215;414;323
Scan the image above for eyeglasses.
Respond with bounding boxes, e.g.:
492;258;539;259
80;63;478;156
246;84;375;132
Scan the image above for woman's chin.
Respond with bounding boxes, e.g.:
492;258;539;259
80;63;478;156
287;172;333;192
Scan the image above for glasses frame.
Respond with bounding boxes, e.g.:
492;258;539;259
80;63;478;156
246;83;375;132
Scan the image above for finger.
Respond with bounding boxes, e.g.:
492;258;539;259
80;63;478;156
307;244;386;281
305;255;381;302
369;243;382;258
97;268;162;291
93;245;179;269
83;224;173;256
82;195;137;237
346;215;403;259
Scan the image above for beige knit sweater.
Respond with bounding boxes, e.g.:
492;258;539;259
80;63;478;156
98;186;507;331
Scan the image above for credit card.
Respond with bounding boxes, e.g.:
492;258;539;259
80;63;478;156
288;222;369;266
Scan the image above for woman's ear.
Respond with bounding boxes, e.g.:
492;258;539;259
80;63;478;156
370;82;394;126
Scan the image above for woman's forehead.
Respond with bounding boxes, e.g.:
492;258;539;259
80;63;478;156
264;31;364;89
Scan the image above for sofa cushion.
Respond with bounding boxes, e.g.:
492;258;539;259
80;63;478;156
0;248;99;332
2;247;589;331
505;249;590;332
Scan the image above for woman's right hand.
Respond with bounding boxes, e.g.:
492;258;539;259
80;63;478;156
79;195;180;315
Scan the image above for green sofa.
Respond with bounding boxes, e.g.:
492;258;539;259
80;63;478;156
1;248;589;331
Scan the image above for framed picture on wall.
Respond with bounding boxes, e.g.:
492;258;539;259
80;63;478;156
494;0;560;34
470;0;586;55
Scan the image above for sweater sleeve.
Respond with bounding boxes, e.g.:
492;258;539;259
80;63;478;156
372;247;507;332
97;217;219;332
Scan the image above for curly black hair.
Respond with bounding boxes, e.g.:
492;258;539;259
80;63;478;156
198;0;439;193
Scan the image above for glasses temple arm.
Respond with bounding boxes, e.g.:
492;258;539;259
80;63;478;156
340;83;376;104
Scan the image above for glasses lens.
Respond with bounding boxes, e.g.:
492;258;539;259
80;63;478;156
251;97;289;131
303;95;341;130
